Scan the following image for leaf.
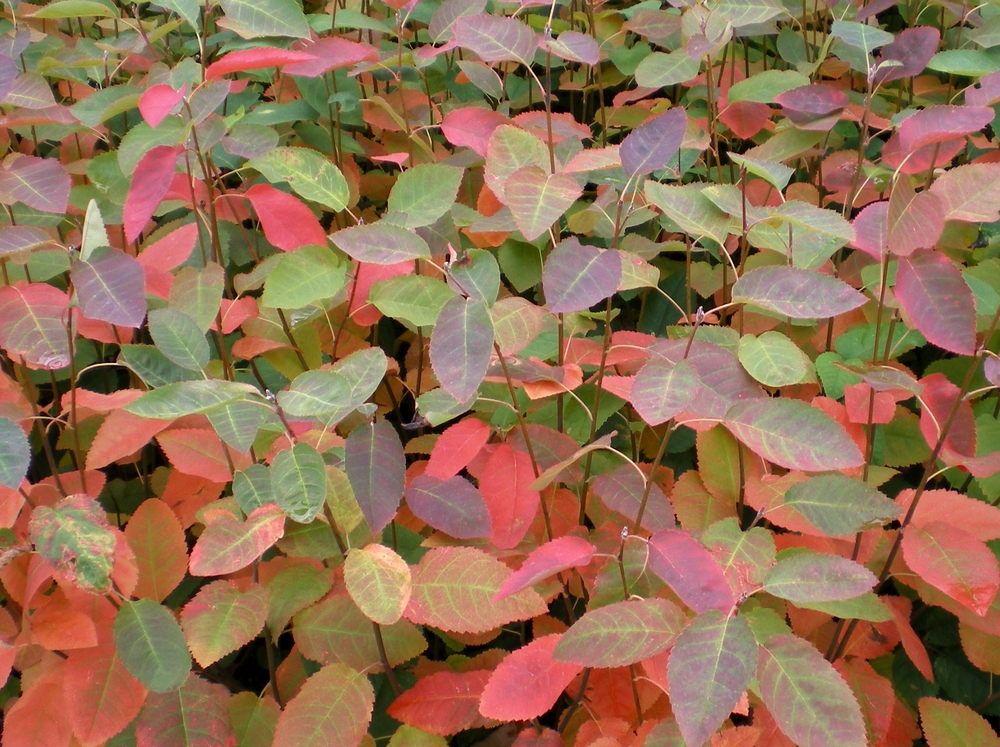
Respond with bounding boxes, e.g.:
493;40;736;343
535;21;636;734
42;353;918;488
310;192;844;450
479;443;539;550
919;697;1000;747
114;599;192;693
928;162;1000;222
886;177;944;256
545;30;599;65
227;693;280;747
728;69;810;103
208;400;268;453
66;640;146;746
247;146;349;213
265;563;333;637
169;264;225;333
542;237;622;314
738;332;812;387
647;529;735;614
156;428;238;482
505;166;582;241
135;675;235;747
125;380;257;419
667;611;757;747
218;0;309;38
480;635;582;720
344;544;412;625
405;474;492;540
898;105;994;154
0;417;29;489
429;296;494;402
244;183;327;252
425;417;491;479
757;635;866;747
645;182;734;246
634;50;701;88
404;546;547;633
273;664;375;747
620;107;686;178
831;20;893;54
124;145;178;243
30;0;118;17
387;163;463;228
494;536;596;602
138;84;185;128
895;250;976;356
901;521;1000;616
206;47;316;79
189;504;286;576
283;36;379;76
371;275;457;328
484;125;550;201
29;494;117;593
387;669;491;735
783;474;900;536
262;244;348;309
724;398;864;471
125;498;188;602
270;443;327;524
331;222;431;264
0;282;71;369
875;26;940;83
279;347;386;420
763;552;877;603
731;266;867;319
714;0;785;27
345;419;404;534
453;13;537;65
593;462;675;533
0;155;71;213
2;679;73;747
554;598;685;667
181;581;268;667
148;308;209;372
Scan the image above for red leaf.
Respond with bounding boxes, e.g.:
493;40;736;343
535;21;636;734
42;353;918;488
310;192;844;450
898;105;993;154
156;428;246;482
902;521;999;616
835;658;894;747
124;146;180;243
843;383;896;425
775;84;847;129
66;640;147;746
648;529;735;614
272;664;374;747
284;37;379;77
387;669;491;735
189;504;286;576
425;417;491;479
480;443;540;550
136;675;235;747
138;84;185;128
0;281;70;369
897;488;1000;542
851;200;888;260
206;48;317;79
441;107;510;157
895;251;976;355
87;409;171;470
479;635;582;721
886;178;943;257
244;184;327;252
136;222;199;273
885;596;934;682
494;535;596;602
2;677;74;747
720;100;772;139
125;498;188;602
918;373;977;458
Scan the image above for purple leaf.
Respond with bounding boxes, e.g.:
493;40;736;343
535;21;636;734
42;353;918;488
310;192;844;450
731;266;867;319
405;474;492;539
0;155;70;213
542;237;621;313
851;201;888;260
619;107;686;178
775;84;847;130
647;529;735;614
0;282;71;369
898;105;993;154
453;13;537;65
543;31;599;66
0;226;60;256
630;358;699;426
0;55;17;102
875;26;940;83
886;177;943;257
345;420;405;534
593;462;674;533
895;250;976;356
331;222;431;264
429;296;494;402
72;248;147;328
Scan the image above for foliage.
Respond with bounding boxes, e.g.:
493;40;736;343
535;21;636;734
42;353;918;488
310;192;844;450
1;0;1000;745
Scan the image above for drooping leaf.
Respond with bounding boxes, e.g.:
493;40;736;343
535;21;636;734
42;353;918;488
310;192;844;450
453;13;537;65
147;308;209;372
0;417;29;489
72;248;147;328
270;443;327;524
480;635;582;720
630;358;699;426
554;598;686;667
331;222;431;264
783;474;901;536
757;635;867;747
66;640;147;747
895;250;976;356
731;266;867;319
620;107;687;178
494;536;596;602
345;419;404;534
387;669;491;735
114;599;192;693
763;552;877;603
218;0;310;38
505;166;582;241
279;347;386;421
261;244;348;309
647;529;735;614
387;163;464;228
545;30;599;65
645;182;735;246
125;498;188;602
479;443;539;550
29;494;117;594
429;296;494;402
405;474;492;540
724;398;864;471
668;611;757;747
124;145;179;243
181;581;268;667
0;282;71;369
248;146;349;213
135;675;235;747
919;697;1000;747
404;546;547;633
542;237;622;314
344;544;412;625
901;521;1000;616
189;504;286;576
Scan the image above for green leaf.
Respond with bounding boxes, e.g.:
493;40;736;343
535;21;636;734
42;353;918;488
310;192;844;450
114;599;192;693
169;264;225;333
271;443;327;524
261;244;347;309
668;612;757;747
447;248;501;306
148;308;210;372
30;0;117;18
738;331;812;387
756;635;866;747
248;147;349;212
181;581;268;667
29;495;117;594
265;563;334;637
645;182;734;246
429;296;494;402
506;166;582;241
218;0;310;38
344;544;412;625
278;370;352;418
714;0;785;27
728;153;794;190
0;417;29;489
783;474;901;536
233;464;275;515
831;20;894;54
208;400;269;453
763;552;877;603
387;163;463;228
728;70;810;103
70;85;139;128
228;692;280;747
125;380;259;419
272;665;375;747
553;598;686;667
119;344;199;387
370;275;457;327
331;222;431;264
795;592;892;622
634;50;701;88
155;0;200;28
919;697;1000;747
926;49;1000;76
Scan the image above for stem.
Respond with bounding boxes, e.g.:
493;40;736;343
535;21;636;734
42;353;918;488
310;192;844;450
372;620;402;696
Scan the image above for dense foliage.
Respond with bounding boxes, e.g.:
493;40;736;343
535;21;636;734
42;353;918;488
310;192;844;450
0;0;999;744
